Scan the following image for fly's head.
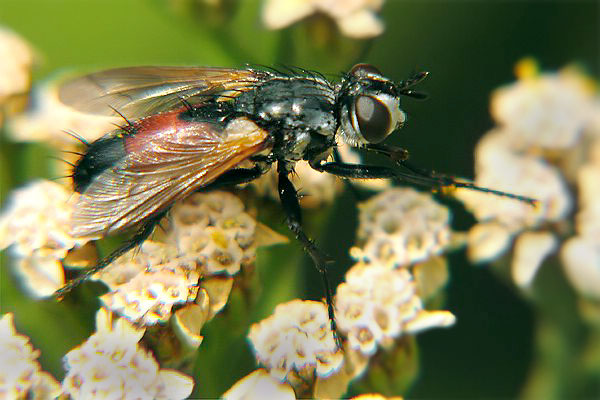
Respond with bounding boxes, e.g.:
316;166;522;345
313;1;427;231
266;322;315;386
337;64;426;147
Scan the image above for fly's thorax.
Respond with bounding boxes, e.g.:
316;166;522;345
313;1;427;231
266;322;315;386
236;76;338;137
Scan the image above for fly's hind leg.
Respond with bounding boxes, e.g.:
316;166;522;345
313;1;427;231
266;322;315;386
56;165;266;298
277;162;341;346
55;208;169;298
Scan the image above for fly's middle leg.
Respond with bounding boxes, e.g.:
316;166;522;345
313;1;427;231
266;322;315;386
277;162;341;347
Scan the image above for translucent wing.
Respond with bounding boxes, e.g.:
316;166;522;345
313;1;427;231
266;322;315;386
71;116;271;237
59;66;265;120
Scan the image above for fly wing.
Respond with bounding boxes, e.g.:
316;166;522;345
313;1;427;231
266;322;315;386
71;117;271;238
59;66;265;120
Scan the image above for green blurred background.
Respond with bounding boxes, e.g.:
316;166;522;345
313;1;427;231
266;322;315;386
0;0;598;398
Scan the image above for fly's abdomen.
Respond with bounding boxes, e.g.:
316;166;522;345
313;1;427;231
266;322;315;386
73;134;127;193
71;106;270;237
73;108;186;193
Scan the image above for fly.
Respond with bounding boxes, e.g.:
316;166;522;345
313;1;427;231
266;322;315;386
55;64;536;339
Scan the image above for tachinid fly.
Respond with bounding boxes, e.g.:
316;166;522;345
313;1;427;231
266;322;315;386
56;64;536;338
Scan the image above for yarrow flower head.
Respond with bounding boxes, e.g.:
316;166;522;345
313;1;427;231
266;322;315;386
62;308;194;399
223;369;296;400
93;241;201;326
456;130;572;233
90;190;285;325
0;313;60;400
353;188;452;268
247;300;344;384
335;261;455;356
7;77;119;145
491;58;596;150
455;60;600;297
0;180;91;297
262;0;385;39
0;27;33;105
170;191;262;275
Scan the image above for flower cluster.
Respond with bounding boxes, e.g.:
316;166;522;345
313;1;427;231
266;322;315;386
169;191;262;275
94;241;200;326
262;0;385;39
247;300;344;383
0;313;60;399
90;190;286;330
7;78;119;146
0;180;91;297
62;308;193;399
335;261;455;356
353;188;452;267
455;59;600;296
0;27;33;107
239;187;456;398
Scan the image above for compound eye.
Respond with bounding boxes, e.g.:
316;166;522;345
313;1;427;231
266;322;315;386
354;95;392;143
350;63;382;79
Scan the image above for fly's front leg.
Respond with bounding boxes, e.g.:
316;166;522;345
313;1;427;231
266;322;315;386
313;148;538;204
311;159;467;190
277;163;340;345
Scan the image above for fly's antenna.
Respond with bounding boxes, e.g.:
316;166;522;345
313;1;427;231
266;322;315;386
396;71;429;99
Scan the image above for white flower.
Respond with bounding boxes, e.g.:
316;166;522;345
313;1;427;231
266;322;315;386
223;369;296;400
0;180;86;258
456;130;572;233
61;308;194;399
511;231;558;287
0;313;60;400
7;79;118;144
247;300;343;382
0;180;91;297
94;241;200;325
170;191;260;275
262;0;385;38
354;188;452;267
0;27;33;103
91;191;284;325
458;60;600;297
561;237;600;300
491;60;596;149
335;262;455;356
575;162;600;238
465;222;513;263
